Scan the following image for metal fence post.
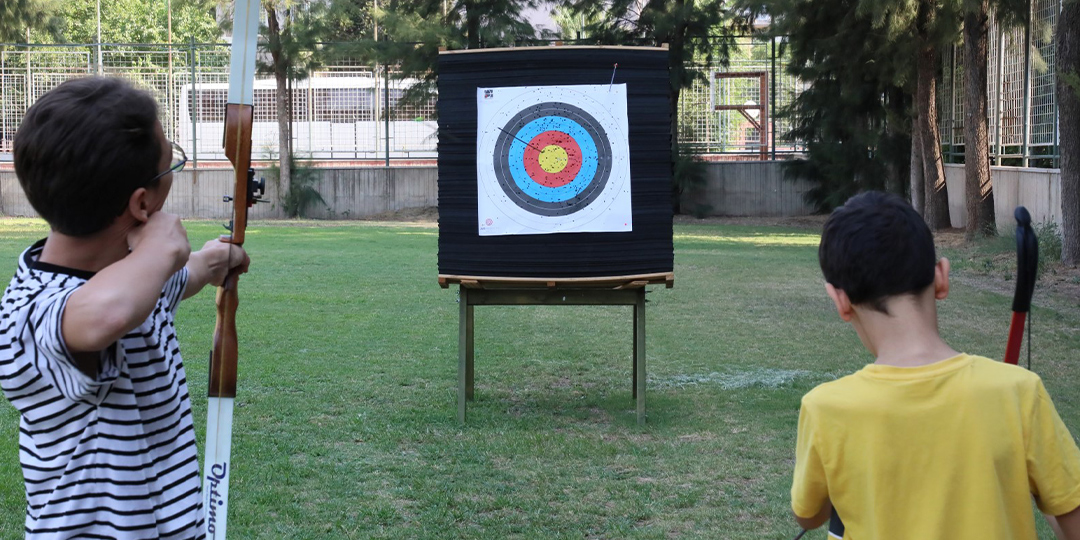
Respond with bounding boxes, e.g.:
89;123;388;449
994;28;1006;165
949;45;957;160
2;50;6;149
25;42;31;109
190;37;198;182
771;38;777;161
1021;5;1032;167
384;63;390;166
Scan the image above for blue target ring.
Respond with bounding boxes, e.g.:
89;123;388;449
492;102;613;216
506;116;598;203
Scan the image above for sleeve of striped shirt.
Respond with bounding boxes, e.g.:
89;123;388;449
162;267;190;316
30;288;119;405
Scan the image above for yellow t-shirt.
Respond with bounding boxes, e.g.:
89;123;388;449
791;354;1080;539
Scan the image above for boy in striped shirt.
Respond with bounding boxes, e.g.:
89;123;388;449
1;77;248;539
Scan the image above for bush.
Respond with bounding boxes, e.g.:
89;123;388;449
1034;221;1063;277
267;156;326;218
672;144;709;216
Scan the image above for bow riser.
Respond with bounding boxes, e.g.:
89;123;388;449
223;104;255;246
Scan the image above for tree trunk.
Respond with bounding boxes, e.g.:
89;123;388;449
1059;0;1080;264
465;1;480;49
912;112;926;213
885;87;908;194
267;6;292;204
963;2;996;240
917;39;952;230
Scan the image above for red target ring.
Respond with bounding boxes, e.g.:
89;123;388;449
521;130;582;188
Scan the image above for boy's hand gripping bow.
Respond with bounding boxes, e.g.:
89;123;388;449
203;1;263;538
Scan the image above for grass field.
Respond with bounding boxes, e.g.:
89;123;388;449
0;216;1077;539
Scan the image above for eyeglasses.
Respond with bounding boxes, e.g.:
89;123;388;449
149;141;187;184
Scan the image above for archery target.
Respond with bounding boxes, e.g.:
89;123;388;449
476;84;632;236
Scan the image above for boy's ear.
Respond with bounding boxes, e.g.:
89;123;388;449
825;282;855;322
126;187;152;224
933;257;950;300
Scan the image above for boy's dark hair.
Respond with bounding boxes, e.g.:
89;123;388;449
818;191;937;313
14;77;162;237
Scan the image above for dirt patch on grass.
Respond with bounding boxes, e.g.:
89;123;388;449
362;206;439;223
674;214;828;230
935;227;1080;313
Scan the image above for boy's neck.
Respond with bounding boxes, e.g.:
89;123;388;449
39;223;134;273
853;293;960;368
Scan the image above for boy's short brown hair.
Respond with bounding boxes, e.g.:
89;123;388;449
818;191;937;313
15;76;162;236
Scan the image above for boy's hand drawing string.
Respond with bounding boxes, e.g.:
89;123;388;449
204;1;263;538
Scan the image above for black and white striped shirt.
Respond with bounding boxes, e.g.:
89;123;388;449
1;240;205;539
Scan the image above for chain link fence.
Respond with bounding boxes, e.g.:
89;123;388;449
0;42;437;163
679;37;807;158
1;39;799;163
0;22;1063;168
939;0;1061;167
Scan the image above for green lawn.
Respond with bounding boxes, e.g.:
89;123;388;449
0;217;1076;539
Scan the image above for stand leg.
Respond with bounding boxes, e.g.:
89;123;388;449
466;303;474;401
458;286;468;423
632;301;639;400
635;288;646;425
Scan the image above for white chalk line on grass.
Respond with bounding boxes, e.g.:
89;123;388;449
650;368;846;390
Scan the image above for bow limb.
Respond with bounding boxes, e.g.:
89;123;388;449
1004;206;1038;366
204;1;261;538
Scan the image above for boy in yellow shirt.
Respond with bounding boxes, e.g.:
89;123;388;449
791;191;1080;539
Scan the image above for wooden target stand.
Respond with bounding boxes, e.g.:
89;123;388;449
439;273;674;425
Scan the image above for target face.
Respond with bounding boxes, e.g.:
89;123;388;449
477;84;632;236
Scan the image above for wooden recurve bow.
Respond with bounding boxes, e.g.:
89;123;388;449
203;1;263;538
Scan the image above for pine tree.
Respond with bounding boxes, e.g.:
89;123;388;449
755;0;958;226
746;0;914;210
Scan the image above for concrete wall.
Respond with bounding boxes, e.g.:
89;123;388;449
0;166;439;220
2;161;818;220
681;161;817;217
5;161;1057;225
943;164;1061;233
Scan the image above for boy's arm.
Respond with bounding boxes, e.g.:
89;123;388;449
1050;504;1080;540
1026;378;1080;536
183;237;250;300
63;212;190;357
792;395;832;530
794;498;832;531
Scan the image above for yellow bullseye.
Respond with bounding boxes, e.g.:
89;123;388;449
538;145;569;174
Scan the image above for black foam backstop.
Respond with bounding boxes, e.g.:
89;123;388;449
437;47;673;278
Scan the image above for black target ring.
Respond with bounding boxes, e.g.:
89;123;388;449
492;102;613;217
